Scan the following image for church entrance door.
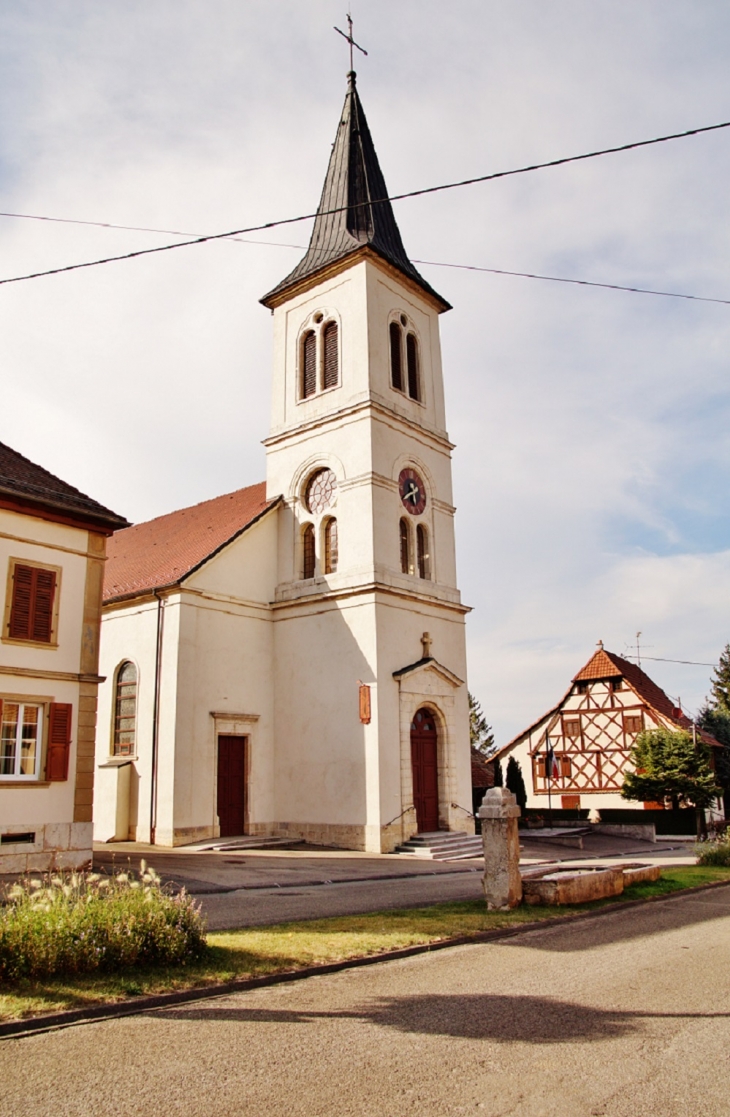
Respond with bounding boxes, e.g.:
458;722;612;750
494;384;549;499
217;735;247;837
410;708;439;832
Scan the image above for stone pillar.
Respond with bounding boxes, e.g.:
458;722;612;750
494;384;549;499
478;787;522;910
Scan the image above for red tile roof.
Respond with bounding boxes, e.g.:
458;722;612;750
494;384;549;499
0;440;128;532
104;482;279;603
471;747;495;788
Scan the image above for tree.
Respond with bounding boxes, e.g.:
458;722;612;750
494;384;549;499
621;726;721;838
469;692;495;756
709;643;730;714
505;756;527;811
493;757;503;787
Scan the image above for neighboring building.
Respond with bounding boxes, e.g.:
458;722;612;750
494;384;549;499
496;645;720;812
94;72;472;853
471;748;495;816
0;442;127;871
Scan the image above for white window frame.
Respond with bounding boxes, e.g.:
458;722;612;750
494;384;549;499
0;700;44;781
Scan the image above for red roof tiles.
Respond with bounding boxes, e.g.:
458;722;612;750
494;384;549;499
104;482;279;603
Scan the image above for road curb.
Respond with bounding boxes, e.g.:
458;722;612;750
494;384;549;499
2;877;728;1041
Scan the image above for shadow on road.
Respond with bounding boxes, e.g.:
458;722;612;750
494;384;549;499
150;993;730;1044
506;887;730;952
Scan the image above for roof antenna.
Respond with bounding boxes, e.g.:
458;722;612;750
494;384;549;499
334;10;368;79
636;631;642;669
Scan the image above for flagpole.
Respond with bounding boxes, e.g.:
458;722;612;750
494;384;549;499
546;736;553;831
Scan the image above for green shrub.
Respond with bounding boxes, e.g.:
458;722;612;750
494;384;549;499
696;828;730;867
0;862;206;981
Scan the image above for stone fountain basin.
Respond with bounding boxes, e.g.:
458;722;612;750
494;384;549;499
521;862;660;906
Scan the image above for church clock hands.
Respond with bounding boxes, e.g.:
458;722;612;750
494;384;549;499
398;468;427;515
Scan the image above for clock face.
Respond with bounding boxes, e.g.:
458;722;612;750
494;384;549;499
398;468;427;516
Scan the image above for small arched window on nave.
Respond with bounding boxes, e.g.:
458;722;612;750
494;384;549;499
302;523;316;579
324;517;338;574
113;661;137;756
301;330;317;399
417;524;430;580
400;518;411;575
406;333;420;401
322;321;339;390
390;321;403;391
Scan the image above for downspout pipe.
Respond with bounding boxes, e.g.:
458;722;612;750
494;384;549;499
150;590;165;844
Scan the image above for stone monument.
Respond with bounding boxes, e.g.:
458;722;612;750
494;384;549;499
478;786;522;910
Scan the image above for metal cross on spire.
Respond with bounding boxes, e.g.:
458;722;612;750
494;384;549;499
334;12;368;74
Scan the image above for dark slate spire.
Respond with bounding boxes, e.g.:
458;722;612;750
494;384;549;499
261;73;449;310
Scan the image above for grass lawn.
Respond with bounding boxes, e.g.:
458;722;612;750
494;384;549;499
2;864;729;1024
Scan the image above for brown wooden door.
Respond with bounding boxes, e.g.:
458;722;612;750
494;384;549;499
411;708;439;832
217;735;247;837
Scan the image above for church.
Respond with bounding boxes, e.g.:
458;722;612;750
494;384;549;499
93;71;473;853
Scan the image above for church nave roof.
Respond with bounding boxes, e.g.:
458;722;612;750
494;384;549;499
104;481;279;603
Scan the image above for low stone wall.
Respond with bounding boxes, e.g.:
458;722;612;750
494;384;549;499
0;822;92;873
594;822;656;843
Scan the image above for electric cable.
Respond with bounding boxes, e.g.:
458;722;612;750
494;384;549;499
0;117;728;287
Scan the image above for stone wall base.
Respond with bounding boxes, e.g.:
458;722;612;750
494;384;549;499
248;821;372;851
0;822;93;873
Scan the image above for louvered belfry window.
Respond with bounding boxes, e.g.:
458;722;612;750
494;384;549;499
400;518;411;574
302;523;316;579
302;330;317;398
417;524;430;580
323;322;339;389
406;333;420;401
324;518;338;574
390;322;403;391
8;564;56;643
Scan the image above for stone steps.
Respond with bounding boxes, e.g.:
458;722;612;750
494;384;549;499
394;830;483;861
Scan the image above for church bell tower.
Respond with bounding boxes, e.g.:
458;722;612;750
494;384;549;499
260;71;472;852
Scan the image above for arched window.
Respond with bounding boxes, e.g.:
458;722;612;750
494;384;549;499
324;518;338;574
302;523;316;579
301;330;317;399
113;661;137;756
322;321;339;389
406;333;420;401
400;518;411;575
417;524;430;580
390;321;403;391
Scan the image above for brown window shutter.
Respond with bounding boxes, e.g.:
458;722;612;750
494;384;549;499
323;322;339;389
47;703;72;781
389;322;403;390
302;331;316;398
9;564;34;639
32;568;56;642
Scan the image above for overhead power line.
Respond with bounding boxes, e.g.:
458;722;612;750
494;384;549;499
622;654;716;667
412;259;730;306
0;209;726;306
0;117;728;288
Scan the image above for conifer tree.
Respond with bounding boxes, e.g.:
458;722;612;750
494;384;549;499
492;757;503;787
505;756;527;811
469;692;495;756
710;644;730;714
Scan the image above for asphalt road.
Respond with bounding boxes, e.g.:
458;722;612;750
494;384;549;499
91;837;694;929
3;884;729;1116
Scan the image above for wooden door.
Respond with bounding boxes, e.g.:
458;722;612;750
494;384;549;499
217;735;247;837
410;708;439;833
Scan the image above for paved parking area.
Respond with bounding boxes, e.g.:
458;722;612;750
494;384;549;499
89;833;695;929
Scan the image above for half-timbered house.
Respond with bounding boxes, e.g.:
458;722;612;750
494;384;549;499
497;645;719;811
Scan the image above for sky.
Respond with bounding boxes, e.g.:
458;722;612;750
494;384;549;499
0;1;728;743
